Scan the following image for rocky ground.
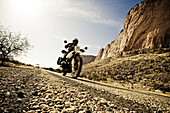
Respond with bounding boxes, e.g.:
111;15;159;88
0;66;170;113
82;51;170;93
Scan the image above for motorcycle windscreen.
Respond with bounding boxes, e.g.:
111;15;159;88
74;46;81;53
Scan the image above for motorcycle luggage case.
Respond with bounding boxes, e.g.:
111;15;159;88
57;57;62;65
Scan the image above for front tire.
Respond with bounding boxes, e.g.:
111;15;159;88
63;72;67;76
72;56;82;78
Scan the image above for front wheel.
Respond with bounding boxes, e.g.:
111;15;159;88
63;72;67;76
71;56;83;78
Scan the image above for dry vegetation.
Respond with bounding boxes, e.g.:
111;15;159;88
81;48;170;93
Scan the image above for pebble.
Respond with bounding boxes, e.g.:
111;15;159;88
100;99;108;104
65;102;71;108
55;105;64;108
6;91;10;96
17;91;25;98
50;111;58;113
110;104;115;107
32;105;40;109
17;98;22;103
155;90;162;93
27;110;35;113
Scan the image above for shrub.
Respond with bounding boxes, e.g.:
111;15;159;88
87;73;100;81
100;77;107;81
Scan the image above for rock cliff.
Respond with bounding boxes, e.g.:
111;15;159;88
94;48;104;61
96;0;170;60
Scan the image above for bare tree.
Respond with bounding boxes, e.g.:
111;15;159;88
0;25;31;65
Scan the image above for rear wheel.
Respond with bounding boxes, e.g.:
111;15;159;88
71;56;82;78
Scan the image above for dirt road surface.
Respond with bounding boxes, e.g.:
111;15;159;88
0;67;169;113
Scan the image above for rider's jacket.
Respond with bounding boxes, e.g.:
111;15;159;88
64;43;80;59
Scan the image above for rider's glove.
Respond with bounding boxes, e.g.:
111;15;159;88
65;45;68;48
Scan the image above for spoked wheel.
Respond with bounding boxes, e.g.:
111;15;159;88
71;56;83;78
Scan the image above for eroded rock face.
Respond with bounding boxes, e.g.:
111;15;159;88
96;0;170;60
94;48;104;61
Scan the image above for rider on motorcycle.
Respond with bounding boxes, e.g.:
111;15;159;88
65;38;79;52
58;38;86;78
70;38;79;75
62;38;80;76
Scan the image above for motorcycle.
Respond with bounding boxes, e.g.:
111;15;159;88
57;40;87;78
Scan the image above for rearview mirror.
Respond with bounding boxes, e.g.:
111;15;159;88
64;40;67;43
61;50;66;53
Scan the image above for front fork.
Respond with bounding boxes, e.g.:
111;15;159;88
71;57;76;73
71;53;80;72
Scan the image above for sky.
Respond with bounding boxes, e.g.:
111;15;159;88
0;0;143;68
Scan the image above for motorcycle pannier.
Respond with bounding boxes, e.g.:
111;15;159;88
57;57;62;65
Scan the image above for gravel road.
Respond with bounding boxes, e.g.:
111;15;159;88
0;67;169;113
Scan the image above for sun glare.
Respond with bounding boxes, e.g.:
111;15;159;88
10;0;41;14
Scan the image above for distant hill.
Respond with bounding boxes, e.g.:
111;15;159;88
81;55;96;65
95;0;170;61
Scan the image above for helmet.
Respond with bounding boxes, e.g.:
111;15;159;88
72;38;79;44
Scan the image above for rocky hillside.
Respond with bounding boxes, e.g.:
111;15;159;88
81;55;96;65
95;0;170;60
82;48;170;93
